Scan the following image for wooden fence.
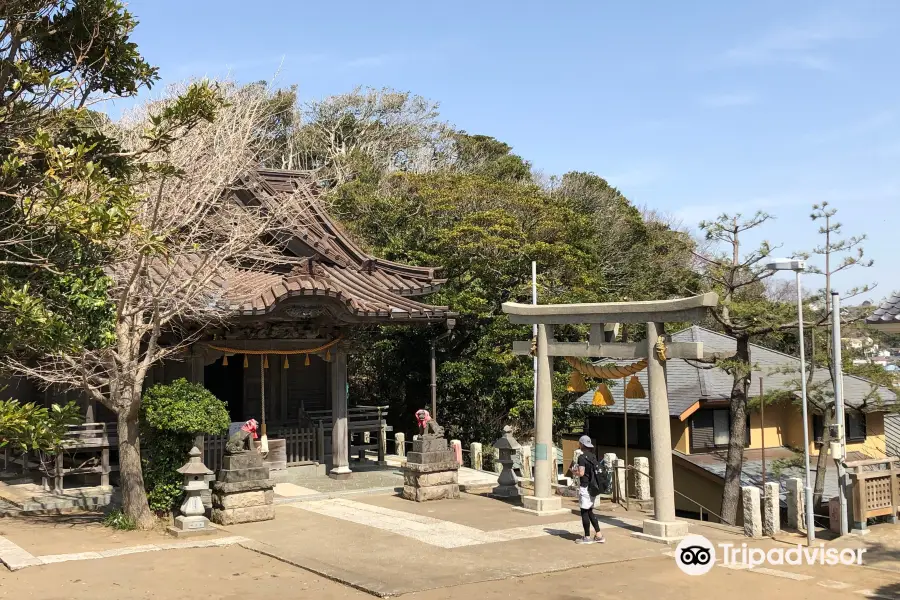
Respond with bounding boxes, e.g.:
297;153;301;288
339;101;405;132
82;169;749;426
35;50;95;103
201;423;324;472
847;457;899;528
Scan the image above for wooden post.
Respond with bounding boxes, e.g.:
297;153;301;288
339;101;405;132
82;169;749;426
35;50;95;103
101;447;110;487
761;378;766;507
317;421;325;464
377;407;387;465
891;462;899;524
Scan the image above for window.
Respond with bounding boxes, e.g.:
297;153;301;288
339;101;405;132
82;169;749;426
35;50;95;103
813;412;867;443
690;409;751;452
589;415;651;450
847;412;866;441
713;410;730;446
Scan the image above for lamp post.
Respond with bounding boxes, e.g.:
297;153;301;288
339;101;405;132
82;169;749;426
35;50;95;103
766;258;815;546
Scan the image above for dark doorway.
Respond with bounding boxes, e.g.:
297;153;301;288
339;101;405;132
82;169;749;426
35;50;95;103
204;355;244;421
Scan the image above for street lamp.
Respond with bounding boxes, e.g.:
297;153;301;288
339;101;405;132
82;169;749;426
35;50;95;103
766;258;815;546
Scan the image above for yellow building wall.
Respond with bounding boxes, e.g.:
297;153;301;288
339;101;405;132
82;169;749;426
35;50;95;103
672;417;690;453
672;459;739;524
745;404;886;458
747;402;789;449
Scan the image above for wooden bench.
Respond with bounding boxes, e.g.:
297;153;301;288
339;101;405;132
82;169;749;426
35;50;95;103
46;422;118;493
305;406;392;463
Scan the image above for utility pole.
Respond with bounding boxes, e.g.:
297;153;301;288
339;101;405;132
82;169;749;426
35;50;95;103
831;292;849;536
532;261;538;428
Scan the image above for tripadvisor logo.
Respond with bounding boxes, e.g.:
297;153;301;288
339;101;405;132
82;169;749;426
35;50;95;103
675;535;716;576
675;534;866;576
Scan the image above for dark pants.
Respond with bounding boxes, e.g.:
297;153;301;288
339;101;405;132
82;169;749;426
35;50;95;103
580;507;600;536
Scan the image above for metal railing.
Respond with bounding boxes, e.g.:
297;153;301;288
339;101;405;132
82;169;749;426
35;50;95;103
617;463;728;525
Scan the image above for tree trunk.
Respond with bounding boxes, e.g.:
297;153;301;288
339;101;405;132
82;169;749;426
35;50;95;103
813;407;833;508
116;404;155;529
721;335;751;525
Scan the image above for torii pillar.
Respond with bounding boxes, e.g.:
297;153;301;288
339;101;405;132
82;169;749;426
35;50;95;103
504;292;718;543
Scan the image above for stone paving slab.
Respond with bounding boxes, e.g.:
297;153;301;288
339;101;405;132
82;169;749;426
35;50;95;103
226;498;666;596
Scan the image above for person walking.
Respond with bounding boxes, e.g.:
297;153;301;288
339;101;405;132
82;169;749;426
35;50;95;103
571;435;606;544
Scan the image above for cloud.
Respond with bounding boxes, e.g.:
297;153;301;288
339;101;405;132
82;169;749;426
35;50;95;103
699;92;758;108
721;14;870;71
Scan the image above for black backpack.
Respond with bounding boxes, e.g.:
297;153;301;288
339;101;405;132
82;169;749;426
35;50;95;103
583;454;609;497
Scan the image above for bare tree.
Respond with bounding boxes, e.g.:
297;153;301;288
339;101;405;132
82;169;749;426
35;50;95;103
287;87;453;185
7;81;316;528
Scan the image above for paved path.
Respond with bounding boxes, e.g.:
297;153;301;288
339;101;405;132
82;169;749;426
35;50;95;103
288;497;625;548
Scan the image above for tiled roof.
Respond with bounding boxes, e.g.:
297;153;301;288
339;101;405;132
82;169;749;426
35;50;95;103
141;169;453;324
676;448;874;503
867;292;900;328
575;326;897;415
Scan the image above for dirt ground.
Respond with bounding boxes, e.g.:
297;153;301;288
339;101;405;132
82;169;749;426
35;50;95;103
1;545;896;600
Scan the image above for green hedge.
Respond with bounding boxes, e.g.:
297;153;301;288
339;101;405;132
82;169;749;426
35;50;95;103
140;379;230;513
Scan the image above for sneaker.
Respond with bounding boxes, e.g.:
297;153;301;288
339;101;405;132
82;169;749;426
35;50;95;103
575;536;595;544
593;535;606;544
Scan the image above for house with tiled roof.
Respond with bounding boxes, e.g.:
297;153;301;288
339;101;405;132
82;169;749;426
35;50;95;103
572;326;896;523
866;292;900;333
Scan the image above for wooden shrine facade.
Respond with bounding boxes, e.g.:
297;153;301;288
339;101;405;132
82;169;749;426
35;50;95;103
4;168;454;481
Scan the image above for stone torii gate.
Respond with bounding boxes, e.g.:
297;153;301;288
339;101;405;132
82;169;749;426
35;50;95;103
503;292;718;544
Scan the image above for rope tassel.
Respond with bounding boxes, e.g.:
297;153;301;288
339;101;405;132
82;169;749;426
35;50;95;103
625;375;646;399
592;383;615;407
283;356;289;369
305;354;311;366
222;355;228;366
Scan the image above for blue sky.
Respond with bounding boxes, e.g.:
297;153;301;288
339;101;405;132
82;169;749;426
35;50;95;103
116;0;900;302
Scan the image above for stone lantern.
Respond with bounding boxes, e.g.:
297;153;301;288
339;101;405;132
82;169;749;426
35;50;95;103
492;425;520;498
168;446;215;538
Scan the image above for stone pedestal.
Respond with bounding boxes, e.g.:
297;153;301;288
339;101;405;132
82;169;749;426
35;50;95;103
634;457;650;500
402;437;459;502
210;452;275;525
742;486;762;538
633;519;689;545
764;482;780;536
786;477;805;530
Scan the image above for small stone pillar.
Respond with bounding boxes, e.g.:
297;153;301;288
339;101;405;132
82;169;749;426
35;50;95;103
519;444;532;479
492;426;520;498
763;482;780;536
395;432;406;458
450;439;463;465
602;453;617;495
402;414;459;502
470;442;483;470
634;457;651;501
742;486;762;538
614;459;626;502
492;447;502;474
168;447;215;538
786;477;805;530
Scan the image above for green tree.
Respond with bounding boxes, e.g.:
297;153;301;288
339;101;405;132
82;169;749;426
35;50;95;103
0;0;158;355
694;212;808;524
140;379;230;513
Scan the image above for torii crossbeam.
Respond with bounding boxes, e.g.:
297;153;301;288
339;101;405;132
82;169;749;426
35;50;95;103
502;292;718;543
